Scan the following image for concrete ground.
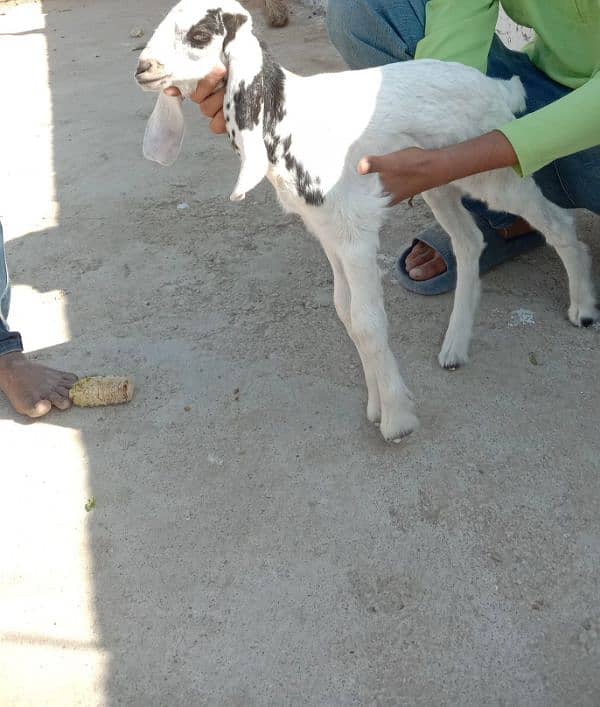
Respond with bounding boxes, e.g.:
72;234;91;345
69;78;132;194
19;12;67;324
1;1;599;704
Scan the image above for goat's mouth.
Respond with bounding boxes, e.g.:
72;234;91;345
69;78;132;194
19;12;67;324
136;74;172;90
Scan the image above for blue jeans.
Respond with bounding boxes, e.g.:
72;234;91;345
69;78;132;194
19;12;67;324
327;0;600;227
0;221;24;356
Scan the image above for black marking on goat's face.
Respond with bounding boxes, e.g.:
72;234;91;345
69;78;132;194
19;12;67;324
185;9;246;51
186;9;224;48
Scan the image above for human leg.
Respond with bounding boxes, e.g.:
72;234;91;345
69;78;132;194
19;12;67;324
327;0;427;69
0;221;78;417
0;220;24;356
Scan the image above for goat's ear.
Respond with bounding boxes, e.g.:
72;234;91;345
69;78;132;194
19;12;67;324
143;92;185;166
222;12;248;49
224;33;269;201
229;112;269;201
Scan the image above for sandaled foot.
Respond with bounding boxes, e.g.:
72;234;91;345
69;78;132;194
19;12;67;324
0;352;78;418
397;217;545;295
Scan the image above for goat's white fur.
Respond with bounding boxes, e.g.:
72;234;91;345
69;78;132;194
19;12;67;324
136;0;598;441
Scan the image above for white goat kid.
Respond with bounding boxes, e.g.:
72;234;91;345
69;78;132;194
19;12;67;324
135;0;598;442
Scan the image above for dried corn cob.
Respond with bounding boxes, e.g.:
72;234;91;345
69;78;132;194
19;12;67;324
69;376;134;407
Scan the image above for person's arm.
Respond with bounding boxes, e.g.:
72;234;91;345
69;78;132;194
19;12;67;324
499;72;600;177
358;130;517;205
415;0;499;73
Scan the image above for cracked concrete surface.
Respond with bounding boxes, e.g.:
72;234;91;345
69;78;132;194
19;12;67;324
1;1;599;705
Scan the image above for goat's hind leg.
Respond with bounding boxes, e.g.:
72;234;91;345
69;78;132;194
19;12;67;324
422;185;486;370
494;178;598;327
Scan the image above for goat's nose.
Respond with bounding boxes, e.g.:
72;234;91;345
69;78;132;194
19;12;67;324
136;58;158;76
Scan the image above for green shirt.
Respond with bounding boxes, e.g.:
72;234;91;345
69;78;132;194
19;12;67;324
414;1;600;176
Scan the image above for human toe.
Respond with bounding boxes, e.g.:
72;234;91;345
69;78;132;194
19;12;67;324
409;251;448;281
405;241;435;270
48;390;72;411
23;397;53;418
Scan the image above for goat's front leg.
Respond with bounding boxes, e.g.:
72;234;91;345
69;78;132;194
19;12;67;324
422;186;485;370
322;244;381;423
339;244;418;442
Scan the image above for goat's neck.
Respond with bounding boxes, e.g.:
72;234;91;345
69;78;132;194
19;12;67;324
224;33;289;143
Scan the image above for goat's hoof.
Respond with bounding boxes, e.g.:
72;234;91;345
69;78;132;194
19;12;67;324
366;401;381;425
442;362;460;371
438;349;468;371
568;303;599;328
380;409;418;443
438;335;469;371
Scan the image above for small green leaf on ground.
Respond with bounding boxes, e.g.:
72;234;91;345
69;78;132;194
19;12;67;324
528;352;539;366
85;497;96;512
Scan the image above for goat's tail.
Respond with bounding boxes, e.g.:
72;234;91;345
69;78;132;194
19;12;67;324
500;75;527;115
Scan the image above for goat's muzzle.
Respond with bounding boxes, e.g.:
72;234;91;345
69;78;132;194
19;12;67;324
135;58;170;88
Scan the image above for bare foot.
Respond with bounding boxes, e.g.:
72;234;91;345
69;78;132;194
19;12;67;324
0;352;78;418
406;217;535;281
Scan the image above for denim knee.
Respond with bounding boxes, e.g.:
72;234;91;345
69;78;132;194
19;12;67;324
326;0;366;66
327;0;425;69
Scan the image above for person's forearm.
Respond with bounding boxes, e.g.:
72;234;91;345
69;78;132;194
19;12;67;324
433;130;519;184
358;131;520;205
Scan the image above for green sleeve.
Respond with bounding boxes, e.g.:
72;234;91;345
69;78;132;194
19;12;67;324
499;73;600;177
415;0;499;73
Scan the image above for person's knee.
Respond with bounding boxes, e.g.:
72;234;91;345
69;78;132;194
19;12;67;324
327;0;381;60
327;0;421;68
326;0;355;58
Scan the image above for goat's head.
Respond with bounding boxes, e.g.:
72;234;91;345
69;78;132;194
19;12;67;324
135;0;269;200
136;0;251;91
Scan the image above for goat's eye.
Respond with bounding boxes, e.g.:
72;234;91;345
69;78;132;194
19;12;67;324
187;28;212;48
192;31;210;43
186;17;216;49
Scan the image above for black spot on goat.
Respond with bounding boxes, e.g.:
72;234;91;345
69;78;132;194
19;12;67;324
185;9;246;51
260;42;286;134
186;9;224;48
222;13;247;50
233;72;263;131
283;136;325;206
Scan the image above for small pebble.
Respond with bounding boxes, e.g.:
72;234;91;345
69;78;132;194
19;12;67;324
177;202;190;210
509;308;536;327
